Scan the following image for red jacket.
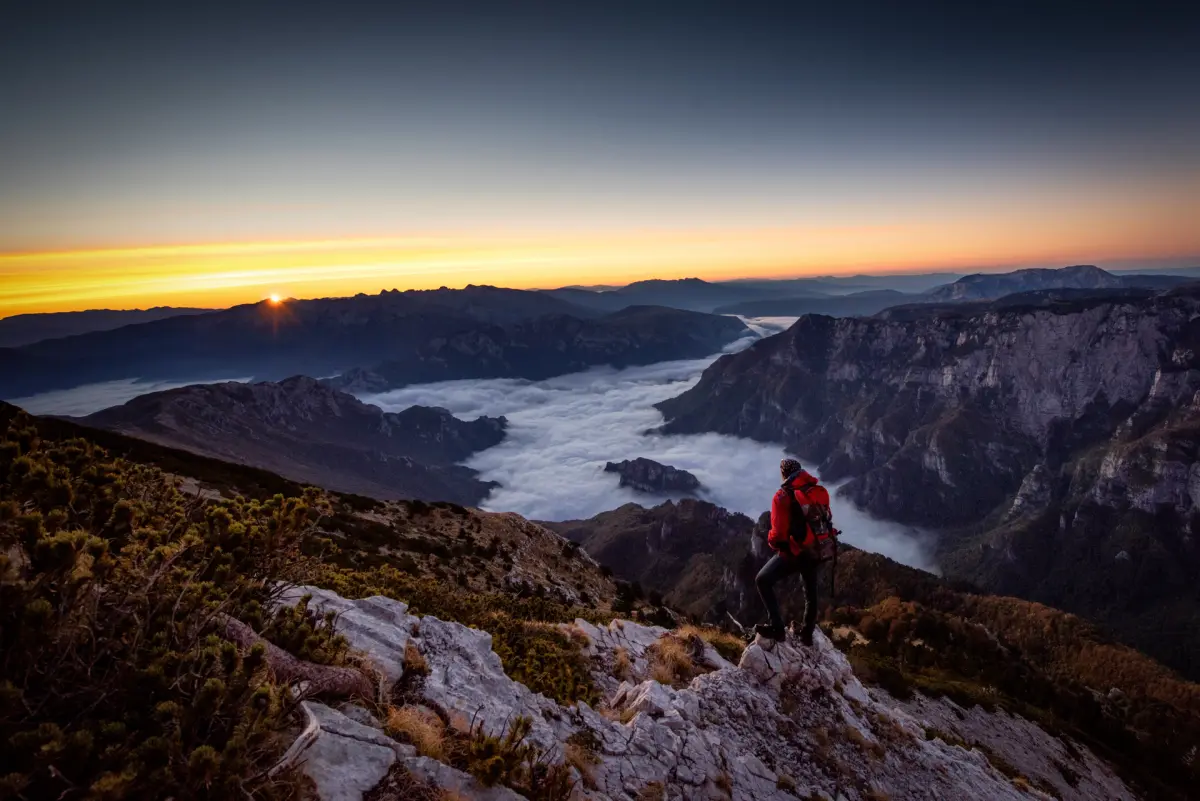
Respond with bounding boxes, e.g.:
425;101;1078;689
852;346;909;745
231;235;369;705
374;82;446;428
768;470;829;556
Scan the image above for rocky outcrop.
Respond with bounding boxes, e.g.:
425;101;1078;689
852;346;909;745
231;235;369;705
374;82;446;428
329;306;749;392
278;586;1136;801
81;375;506;504
603;458;701;495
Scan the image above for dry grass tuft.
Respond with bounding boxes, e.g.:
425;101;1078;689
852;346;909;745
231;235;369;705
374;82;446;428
385;705;446;760
563;623;592;648
648;634;696;687
636;780;665;801
715;771;733;796
613;646;632;680
404;641;430;676
677;624;745;663
565;733;601;789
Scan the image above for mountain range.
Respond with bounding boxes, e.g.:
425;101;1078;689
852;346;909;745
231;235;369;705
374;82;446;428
542;265;1193;319
79;375;506;504
326;304;748;393
0;286;746;399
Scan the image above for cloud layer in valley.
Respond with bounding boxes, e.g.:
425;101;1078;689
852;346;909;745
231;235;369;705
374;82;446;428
364;318;938;572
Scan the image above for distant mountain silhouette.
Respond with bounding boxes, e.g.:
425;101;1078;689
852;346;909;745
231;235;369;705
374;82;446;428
542;277;777;313
0;286;600;398
923;264;1190;302
715;289;913;317
80;375;506;505
328;305;749;392
0;306;212;348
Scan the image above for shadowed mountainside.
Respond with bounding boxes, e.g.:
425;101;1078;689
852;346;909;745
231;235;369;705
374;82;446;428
78;376;507;505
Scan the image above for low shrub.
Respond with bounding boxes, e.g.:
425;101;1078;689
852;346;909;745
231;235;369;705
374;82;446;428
0;414;328;798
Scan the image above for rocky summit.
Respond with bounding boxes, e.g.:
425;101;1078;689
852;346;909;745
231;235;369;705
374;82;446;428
603;458;702;496
279;586;1133;801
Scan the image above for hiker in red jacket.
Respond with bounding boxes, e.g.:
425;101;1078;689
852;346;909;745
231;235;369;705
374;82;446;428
755;458;834;645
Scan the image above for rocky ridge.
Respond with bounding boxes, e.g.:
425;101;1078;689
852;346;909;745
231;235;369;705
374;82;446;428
280;586;1134;801
603;458;702;496
81;375;507;505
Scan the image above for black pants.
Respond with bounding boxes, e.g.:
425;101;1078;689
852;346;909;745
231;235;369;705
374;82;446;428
755;551;821;634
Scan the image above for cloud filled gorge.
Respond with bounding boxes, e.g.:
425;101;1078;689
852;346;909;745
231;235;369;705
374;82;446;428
363;321;937;572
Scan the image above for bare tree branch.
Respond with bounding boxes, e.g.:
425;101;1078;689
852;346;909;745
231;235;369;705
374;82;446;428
217;614;376;701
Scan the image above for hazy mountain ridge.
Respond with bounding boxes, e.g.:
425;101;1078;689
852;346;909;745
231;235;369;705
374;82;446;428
656;282;1200;679
716;288;914;317
0;289;749;400
0;286;596;398
0;306;213;347
924;264;1191;302
327;304;748;392
79;375;507;505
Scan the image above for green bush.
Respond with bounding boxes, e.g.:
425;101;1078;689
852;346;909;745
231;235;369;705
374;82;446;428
0;413;336;799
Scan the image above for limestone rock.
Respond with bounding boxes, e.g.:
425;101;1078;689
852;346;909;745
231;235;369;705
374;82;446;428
290;702;405;801
280;586;1139;801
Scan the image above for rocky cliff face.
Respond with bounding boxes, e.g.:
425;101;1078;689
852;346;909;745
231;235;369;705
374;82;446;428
656;286;1200;678
330;306;749;392
603;458;702;496
281;586;1137;801
81;376;507;504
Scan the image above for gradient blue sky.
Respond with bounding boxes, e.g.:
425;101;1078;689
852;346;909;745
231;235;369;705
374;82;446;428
1;1;1198;312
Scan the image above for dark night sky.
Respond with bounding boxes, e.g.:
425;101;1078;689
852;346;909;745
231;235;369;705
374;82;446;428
1;1;1198;311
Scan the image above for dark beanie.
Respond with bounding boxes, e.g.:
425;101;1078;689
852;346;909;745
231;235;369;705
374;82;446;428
780;458;802;477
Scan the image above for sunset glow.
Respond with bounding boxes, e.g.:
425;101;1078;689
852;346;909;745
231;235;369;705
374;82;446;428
3;212;1198;316
1;3;1197;317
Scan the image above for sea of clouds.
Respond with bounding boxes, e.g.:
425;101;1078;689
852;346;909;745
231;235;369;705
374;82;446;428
9;315;935;571
363;317;937;572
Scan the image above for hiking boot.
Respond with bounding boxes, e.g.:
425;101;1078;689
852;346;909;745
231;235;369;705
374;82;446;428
755;623;786;641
